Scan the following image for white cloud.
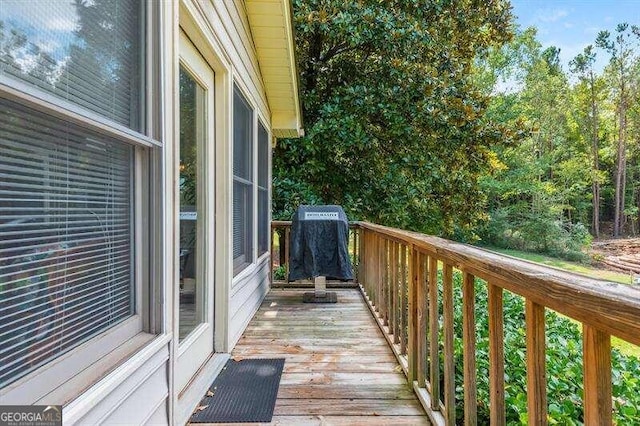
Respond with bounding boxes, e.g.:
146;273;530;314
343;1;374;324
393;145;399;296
535;8;569;23
0;1;78;32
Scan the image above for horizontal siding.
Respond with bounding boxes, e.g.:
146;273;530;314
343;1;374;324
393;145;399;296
229;259;270;348
67;343;169;425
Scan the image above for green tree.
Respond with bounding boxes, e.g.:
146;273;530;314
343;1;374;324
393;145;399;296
570;46;604;237
596;24;639;236
273;0;514;238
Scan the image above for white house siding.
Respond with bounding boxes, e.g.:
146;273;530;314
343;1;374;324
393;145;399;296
229;256;271;347
67;343;170;425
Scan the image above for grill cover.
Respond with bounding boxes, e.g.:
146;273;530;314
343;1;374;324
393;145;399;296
289;205;354;281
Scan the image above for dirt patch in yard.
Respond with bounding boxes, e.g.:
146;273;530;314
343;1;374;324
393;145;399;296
591;238;640;274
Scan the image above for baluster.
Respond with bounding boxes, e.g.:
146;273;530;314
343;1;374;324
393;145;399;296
443;264;455;425
428;256;440;411
392;241;399;344
417;252;428;387
400;244;408;355
284;226;290;283
526;300;547;426
463;272;477;426
582;325;612;426
270;225;275;284
383;238;390;326
408;244;418;383
488;283;505;426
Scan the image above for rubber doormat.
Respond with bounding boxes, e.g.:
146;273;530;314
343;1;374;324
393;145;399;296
189;358;285;423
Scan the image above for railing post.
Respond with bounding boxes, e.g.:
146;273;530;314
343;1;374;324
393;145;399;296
488;284;506;426
583;325;612;426
463;271;477;426
526;300;547;426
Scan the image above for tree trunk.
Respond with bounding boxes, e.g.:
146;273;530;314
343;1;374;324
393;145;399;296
590;71;600;238
614;105;626;237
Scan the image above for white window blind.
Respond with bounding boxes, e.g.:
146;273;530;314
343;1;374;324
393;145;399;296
0;0;142;130
0;98;134;388
257;122;268;256
233;86;253;273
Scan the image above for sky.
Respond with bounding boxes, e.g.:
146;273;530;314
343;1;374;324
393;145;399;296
510;0;640;72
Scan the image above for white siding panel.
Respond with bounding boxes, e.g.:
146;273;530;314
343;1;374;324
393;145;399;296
68;345;169;425
229;259;270;348
143;400;169;426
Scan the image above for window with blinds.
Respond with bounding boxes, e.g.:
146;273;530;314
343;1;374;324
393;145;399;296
0;98;134;388
257;122;269;256
0;0;142;130
233;86;253;274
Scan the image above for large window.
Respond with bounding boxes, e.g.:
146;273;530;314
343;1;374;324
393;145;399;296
257;122;269;256
0;0;147;396
0;98;134;388
233;86;253;274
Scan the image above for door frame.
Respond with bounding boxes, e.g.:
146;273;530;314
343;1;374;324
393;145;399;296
171;2;233;423
175;30;216;393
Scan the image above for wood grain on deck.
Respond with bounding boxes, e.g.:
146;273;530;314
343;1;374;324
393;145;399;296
227;288;429;425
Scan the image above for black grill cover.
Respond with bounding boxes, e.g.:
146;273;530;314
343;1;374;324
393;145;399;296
288;205;354;281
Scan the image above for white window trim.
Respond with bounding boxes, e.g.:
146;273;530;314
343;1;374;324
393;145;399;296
0;1;161;404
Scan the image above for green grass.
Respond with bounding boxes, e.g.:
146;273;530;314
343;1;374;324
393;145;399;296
484;246;640;358
484;247;634;285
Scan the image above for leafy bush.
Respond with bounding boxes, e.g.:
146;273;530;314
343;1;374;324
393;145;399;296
441;271;640;425
478;208;591;263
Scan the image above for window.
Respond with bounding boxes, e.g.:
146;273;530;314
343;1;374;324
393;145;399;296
0;0;142;130
0;0;148;396
257;122;269;256
233;86;253;274
0;98;134;388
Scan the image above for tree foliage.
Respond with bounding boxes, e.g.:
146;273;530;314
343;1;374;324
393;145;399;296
273;0;514;238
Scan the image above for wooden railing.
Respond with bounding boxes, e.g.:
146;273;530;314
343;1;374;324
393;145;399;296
270;220;360;286
356;221;640;426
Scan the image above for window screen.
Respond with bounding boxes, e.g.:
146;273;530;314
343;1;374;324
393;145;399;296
233;86;253;273
257;123;269;256
0;0;142;130
0;98;134;388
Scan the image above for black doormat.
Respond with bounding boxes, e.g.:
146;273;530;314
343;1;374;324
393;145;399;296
190;358;285;424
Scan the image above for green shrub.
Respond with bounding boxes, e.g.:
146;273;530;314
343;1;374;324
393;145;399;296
478;209;591;263
439;271;640;425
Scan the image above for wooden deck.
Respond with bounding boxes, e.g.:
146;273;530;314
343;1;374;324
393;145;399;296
229;288;429;425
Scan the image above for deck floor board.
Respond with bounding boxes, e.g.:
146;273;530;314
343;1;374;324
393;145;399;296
225;288;430;425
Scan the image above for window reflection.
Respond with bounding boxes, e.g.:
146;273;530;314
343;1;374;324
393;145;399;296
0;0;142;130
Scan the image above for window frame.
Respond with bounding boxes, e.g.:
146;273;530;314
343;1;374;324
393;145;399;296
232;84;255;276
256;119;270;258
0;0;159;404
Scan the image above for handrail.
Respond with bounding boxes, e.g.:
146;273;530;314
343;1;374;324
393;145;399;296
358;222;640;347
354;221;640;426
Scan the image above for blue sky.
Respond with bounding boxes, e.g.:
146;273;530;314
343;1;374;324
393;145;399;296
510;0;640;71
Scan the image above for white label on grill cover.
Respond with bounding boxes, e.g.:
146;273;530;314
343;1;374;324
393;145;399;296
304;212;339;220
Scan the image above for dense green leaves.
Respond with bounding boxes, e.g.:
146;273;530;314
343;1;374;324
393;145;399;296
274;1;514;238
445;271;640;425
